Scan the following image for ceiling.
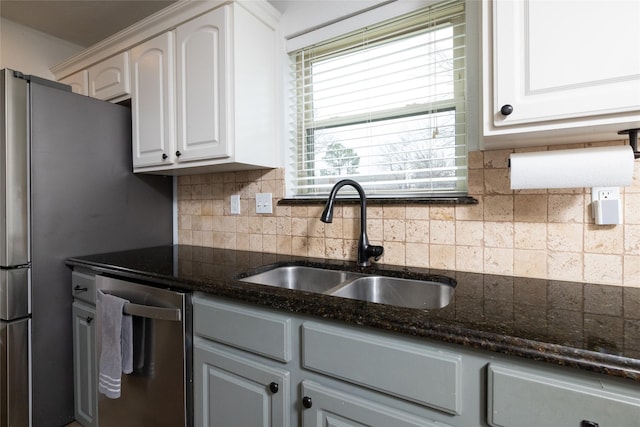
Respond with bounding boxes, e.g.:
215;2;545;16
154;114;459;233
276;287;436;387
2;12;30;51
1;1;292;47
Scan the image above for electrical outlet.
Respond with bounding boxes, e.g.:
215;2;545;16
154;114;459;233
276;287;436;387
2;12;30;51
255;193;273;214
591;187;622;225
591;187;620;203
230;194;241;215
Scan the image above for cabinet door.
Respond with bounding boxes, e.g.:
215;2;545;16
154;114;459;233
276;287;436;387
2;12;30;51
301;381;450;427
72;301;97;427
175;6;230;163
489;0;640;127
59;70;88;96
194;338;290;427
131;31;176;168
88;52;131;101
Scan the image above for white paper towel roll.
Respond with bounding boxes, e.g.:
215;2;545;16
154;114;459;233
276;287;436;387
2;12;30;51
510;145;635;190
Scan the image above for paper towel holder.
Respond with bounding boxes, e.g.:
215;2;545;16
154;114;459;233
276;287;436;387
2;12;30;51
618;128;640;159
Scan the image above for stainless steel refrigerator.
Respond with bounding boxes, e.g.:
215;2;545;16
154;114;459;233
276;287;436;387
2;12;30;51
0;69;173;427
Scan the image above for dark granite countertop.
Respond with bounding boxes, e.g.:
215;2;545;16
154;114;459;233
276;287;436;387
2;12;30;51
67;244;640;382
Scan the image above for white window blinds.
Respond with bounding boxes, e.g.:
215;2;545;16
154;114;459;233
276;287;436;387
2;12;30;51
288;0;468;198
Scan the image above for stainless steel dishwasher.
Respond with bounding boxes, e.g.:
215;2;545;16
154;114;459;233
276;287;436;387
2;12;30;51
96;275;192;427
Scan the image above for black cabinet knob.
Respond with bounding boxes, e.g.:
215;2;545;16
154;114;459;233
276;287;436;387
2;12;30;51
269;382;279;393
500;104;514;116
175;151;182;157
581;421;599;427
162;153;168;160
302;396;312;409
86;316;93;324
74;285;88;293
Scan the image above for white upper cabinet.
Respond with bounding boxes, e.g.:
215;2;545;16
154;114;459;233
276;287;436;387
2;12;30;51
174;7;229;163
131;2;279;174
52;1;280;174
482;0;640;149
130;31;175;168
88;52;131;101
59;70;88;96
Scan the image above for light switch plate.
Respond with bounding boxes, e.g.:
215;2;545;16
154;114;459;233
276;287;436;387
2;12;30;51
255;193;272;214
230;194;241;215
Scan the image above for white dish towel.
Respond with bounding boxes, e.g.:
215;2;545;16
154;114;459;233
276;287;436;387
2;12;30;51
97;290;133;399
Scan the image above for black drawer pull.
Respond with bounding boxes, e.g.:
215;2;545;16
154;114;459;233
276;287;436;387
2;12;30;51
581;421;599;427
269;382;278;393
74;285;88;292
86;316;93;324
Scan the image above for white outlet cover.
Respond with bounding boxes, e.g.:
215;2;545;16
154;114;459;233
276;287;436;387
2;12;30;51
591;186;620;203
256;193;273;214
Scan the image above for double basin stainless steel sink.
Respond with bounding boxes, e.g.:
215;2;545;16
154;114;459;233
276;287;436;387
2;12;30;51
238;265;455;310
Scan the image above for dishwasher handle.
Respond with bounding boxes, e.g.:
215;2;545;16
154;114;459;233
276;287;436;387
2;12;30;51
123;302;181;322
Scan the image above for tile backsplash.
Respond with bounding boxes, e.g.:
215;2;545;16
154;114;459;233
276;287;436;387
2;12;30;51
178;141;640;287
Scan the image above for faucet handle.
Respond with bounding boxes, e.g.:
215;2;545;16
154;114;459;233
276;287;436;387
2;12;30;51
367;245;384;261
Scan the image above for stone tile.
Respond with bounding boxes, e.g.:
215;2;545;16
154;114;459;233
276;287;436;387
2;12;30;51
584;253;623;285
406;243;430;268
455;245;483;273
584;224;623;254
483;149;511;169
547;251;583;282
483;195;513;221
514;249;547;278
547;280;583;311
514;194;547;222
484;222;514;248
584;283;623;316
456;220;483;246
430;220;455;245
405;219;429;243
514;222;547;250
547;223;583;252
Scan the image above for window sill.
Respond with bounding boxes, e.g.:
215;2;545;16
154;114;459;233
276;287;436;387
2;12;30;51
278;196;478;206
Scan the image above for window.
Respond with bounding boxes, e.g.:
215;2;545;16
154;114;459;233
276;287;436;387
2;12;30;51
288;0;468;198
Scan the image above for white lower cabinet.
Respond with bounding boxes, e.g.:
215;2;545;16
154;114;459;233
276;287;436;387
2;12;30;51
194;338;290;427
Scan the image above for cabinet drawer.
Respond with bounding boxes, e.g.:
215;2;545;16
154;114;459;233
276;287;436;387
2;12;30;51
487;364;640;427
302;322;461;415
193;296;292;362
72;271;96;305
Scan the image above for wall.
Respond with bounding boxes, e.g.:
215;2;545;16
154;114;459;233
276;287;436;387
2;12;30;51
176;141;640;288
0;18;82;79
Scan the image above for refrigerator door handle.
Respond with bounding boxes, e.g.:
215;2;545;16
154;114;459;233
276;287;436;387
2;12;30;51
0;267;30;320
0;71;29;268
